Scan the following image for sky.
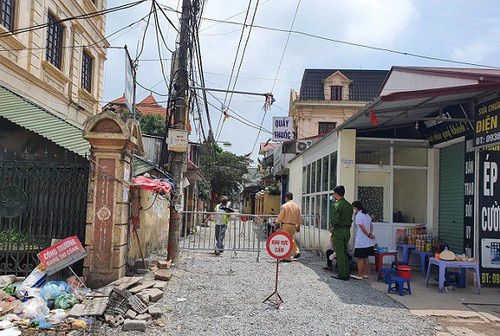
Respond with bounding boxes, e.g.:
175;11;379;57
102;0;500;162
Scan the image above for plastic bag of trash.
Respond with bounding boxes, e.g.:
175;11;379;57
47;309;67;324
40;281;70;301
54;294;79;309
3;282;22;297
29;316;52;329
15;265;46;298
0;275;17;289
21;296;49;320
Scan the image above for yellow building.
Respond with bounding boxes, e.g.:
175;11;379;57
0;0;108;126
289;69;388;139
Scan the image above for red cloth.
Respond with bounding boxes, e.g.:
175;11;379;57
370;109;379;126
131;176;172;194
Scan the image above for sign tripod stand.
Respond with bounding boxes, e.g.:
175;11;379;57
263;231;293;310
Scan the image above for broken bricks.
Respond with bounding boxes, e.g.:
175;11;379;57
148;305;162;318
142;288;163;302
128;281;155;294
109;314;125;327
122;319;147;331
154;270;173;281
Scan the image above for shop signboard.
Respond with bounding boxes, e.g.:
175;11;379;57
167;129;188;152
474;98;500;147
272;117;293;142
463;135;475;258
418;105;473;145
478;148;500;286
124;48;134;114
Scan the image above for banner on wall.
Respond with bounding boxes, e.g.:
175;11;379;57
478;148;500;286
463;135;475;257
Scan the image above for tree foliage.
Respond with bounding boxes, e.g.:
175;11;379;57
139;114;166;137
200;147;252;198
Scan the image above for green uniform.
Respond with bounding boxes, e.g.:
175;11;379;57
331;198;354;279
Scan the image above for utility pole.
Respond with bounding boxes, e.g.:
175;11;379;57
167;0;192;262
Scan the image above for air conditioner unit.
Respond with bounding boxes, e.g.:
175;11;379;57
296;140;312;153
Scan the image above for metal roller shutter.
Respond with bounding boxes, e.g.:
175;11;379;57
438;142;465;253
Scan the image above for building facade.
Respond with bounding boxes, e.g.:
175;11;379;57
289;69;388;139
0;0;108;126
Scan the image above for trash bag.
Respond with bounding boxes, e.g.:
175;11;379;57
40;281;70;301
47;309;68;324
54;294;79;309
29;317;52;329
3;282;21;297
21;296;49;320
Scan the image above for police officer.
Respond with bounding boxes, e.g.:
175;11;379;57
330;185;354;280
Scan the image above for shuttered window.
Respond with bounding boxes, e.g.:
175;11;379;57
0;0;15;32
438;142;465;253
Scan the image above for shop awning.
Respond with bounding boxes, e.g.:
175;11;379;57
0;85;90;156
338;82;500;131
132;155;157;176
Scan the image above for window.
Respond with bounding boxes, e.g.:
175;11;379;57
0;0;15;31
318;122;336;135
330;152;337;190
330;85;342;101
46;14;64;69
311;162;316;193
393;169;427;223
393;147;428;166
356;142;390;165
315;159;322;191
81;50;93;92
322;156;329;191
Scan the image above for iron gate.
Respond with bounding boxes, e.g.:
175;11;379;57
0;156;89;275
180;211;320;260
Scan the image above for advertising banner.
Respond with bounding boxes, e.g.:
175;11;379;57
418;105;473;145
272;117;293;142
478;148;500;286
39;236;87;275
124;48;135;114
475;98;500;147
463;135;475;257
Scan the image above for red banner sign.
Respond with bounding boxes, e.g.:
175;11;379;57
39;236;86;275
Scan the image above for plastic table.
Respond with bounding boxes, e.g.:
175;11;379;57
426;258;481;294
374;251;398;273
410;249;434;276
396;244;415;264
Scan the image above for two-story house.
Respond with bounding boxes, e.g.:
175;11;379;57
289;69;389;139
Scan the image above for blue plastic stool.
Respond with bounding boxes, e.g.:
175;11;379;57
388;277;412;296
445;271;465;288
378;268;397;284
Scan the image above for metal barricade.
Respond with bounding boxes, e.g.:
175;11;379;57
180;211;322;260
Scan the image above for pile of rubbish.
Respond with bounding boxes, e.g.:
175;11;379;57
0;262;173;334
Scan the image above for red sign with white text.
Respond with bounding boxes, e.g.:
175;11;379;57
39;236;87;275
266;231;293;260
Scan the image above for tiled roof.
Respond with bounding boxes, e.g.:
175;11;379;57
106;94;166;119
299;69;389;101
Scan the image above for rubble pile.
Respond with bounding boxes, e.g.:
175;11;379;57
0;262;173;334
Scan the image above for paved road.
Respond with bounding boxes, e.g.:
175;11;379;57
153;249;437;336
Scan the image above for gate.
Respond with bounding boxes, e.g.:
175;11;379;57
0;156;89;275
180;211;320;260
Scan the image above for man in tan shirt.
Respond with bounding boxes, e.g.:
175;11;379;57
275;192;301;262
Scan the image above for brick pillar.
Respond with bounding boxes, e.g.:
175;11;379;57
82;111;143;288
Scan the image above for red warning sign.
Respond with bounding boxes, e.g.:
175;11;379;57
266;231;293;260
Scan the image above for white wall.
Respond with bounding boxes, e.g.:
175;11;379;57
288;155;303;209
380;70;477;96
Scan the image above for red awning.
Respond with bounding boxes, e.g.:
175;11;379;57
131;176;172;194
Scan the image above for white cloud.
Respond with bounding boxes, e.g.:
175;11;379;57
341;0;417;45
451;31;500;65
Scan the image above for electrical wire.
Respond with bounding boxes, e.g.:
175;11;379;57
0;0;148;38
216;0;261;141
160;5;500;69
135;1;156;62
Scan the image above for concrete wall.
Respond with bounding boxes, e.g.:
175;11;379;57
0;0;107;126
255;192;281;215
129;188;170;264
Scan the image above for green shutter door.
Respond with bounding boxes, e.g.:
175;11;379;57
438;142;465;253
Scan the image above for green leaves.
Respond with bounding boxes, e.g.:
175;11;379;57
201;148;252;198
139;114;166;137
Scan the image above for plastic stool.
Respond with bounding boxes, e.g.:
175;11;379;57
388;277;412;296
445;271;464;288
378;268;397;284
392;261;408;269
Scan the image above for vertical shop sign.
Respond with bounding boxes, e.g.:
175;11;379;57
464;135;475;257
478;148;500;286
